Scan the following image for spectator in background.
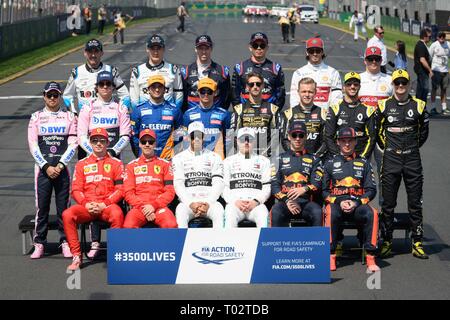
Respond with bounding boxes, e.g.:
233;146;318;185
288;8;300;42
176;1;189;33
388;40;407;70
349;10;368;42
278;13;291;43
413;28;432;105
113;9;133;45
83;4;92;35
367;25;387;73
429;32;450;114
97;4;107;35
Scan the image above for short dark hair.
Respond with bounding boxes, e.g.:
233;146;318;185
420;28;431;39
438;31;446;39
374;25;384;33
245;72;264;84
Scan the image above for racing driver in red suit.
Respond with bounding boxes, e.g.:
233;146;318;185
123;129;177;228
63;127;124;271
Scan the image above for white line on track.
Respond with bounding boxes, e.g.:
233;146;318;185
23;80;67;84
60;62;141;66
0;96;41;99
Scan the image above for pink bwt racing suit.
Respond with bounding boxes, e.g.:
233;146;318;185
28;107;78;244
77;99;131;158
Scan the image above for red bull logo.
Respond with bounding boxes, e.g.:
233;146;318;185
335;177;361;188
284;172;308;184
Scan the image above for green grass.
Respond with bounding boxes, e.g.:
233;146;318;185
320;17;419;57
0;17;161;80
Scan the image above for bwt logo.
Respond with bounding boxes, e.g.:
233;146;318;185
40;126;65;134
93;117;117;125
192;246;245;265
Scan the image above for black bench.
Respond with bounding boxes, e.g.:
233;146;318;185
18;215;60;255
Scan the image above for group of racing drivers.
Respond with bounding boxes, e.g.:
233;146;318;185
28;31;429;272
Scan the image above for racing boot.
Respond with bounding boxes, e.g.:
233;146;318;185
87;241;101;259
30;243;44;259
335;241;344;257
365;254;380;272
67;255;82;271
379;240;392;258
412;241;429;259
330;254;337;271
61;241;73;258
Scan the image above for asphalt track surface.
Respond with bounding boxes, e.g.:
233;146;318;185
0;14;449;300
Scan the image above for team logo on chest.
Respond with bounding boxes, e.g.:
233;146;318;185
154;165;161;174
104;164;111;173
84;164;98;174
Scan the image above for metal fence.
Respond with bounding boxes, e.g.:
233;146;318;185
0;0;178;25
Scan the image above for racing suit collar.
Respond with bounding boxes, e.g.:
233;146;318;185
339;153;357;161
146;60;164;70
250;56;267;66
308;61;325;69
148;97;165;106
367;71;382;81
199;103;214;111
140;154;156;162
393;94;412;105
297;103;315;113
288;148;307;157
238;151;256;159
85;62;104;73
342;98;361;108
44;106;61;114
90;152;110;161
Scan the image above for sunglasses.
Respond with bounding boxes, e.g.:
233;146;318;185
393;79;409;86
199;88;213;95
307;48;323;55
149;83;164;89
45;93;60;99
190;132;204;140
247;82;262;88
378;31;385;35
366;56;382;63
98;81;112;88
345;81;360;87
251;43;267;50
290;132;305;139
238;136;255;143
140;139;156;145
90;138;108;144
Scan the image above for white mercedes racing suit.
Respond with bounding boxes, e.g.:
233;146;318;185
63;63;130;114
359;71;393;108
129;61;183;110
172;148;225;228
222;152;271;228
289;62;343;109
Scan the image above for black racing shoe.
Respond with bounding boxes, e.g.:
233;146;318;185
379;240;392;258
412;241;429;259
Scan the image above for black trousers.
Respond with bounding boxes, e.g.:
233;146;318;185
281;24;290;43
34;167;70;244
290;23;296;39
85;20;91;34
97;20;105;34
381;150;424;241
325;203;378;253
271;200;322;227
177;16;185;32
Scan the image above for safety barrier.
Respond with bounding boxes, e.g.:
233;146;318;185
0;6;175;60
